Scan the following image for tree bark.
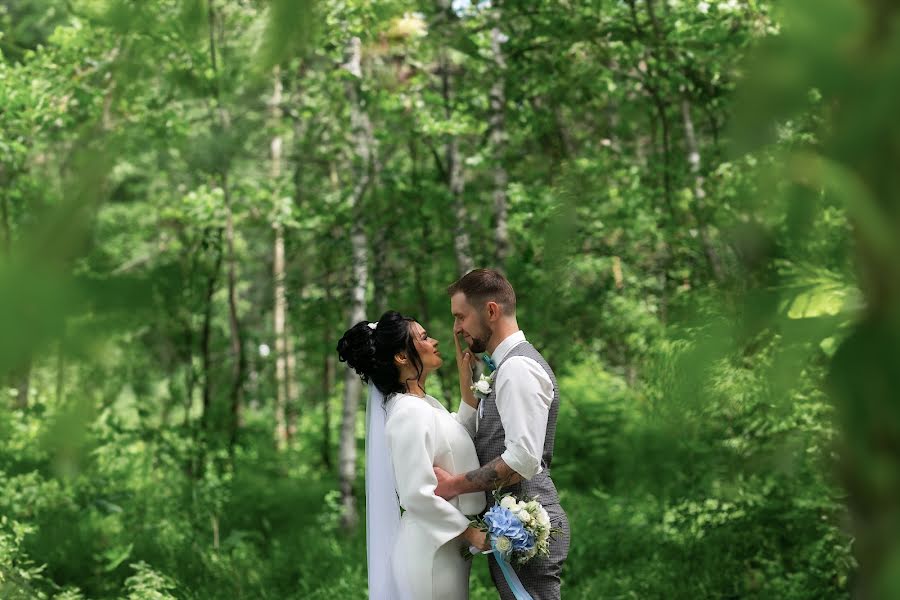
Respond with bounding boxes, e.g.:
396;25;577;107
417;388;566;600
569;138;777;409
643;0;724;284
180;247;199;427
199;228;223;437
438;40;474;276
629;0;675;321
489;25;510;271
410;136;455;408
8;359;30;410
612;256;624;289
448;136;473;276
223;182;246;452
338;36;374;531
273;237;289;448
206;0;246;453
629;0;676;222
605;59;623;153
271;66;294;451
680;99;725;282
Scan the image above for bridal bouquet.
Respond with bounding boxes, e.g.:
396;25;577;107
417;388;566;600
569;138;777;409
468;492;556;565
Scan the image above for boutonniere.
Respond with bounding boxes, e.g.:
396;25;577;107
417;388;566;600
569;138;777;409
471;372;494;399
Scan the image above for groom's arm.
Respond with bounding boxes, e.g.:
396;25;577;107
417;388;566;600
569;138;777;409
435;355;553;500
434;457;523;500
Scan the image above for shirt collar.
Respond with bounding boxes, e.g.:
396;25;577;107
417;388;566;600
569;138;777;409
491;330;526;366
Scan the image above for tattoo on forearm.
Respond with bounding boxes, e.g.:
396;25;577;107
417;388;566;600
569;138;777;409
464;457;520;491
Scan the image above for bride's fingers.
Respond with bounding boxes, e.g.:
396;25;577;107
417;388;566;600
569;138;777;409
461;352;473;375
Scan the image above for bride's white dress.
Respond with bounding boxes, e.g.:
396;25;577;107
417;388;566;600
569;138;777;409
385;393;486;600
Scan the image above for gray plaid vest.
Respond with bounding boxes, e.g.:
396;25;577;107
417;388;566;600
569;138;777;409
474;341;561;508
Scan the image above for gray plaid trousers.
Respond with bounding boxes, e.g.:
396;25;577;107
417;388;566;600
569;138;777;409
487;507;570;600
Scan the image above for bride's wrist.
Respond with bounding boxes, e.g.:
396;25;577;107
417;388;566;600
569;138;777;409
464;527;488;550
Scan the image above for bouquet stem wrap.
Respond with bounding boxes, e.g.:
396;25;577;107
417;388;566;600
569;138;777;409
490;541;534;600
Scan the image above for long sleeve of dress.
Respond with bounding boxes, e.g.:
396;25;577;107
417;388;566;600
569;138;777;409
386;400;472;549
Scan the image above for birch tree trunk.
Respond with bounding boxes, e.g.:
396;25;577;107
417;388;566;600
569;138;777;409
448;133;473;276
434;4;474;275
489;24;510;271
339;36;374;531
273;218;289;448
271;66;295;451
680;99;724;282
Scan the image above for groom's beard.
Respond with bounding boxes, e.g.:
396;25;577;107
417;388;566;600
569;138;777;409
468;336;488;354
467;320;491;354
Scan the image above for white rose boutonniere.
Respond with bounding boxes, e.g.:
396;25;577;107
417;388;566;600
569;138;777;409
471;373;494;398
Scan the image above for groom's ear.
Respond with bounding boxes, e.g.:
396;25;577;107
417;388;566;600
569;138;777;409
485;301;502;321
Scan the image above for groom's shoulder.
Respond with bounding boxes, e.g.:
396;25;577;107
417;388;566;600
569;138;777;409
504;342;548;366
503;344;556;380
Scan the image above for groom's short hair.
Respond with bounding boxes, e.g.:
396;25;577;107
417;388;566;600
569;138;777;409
447;269;516;314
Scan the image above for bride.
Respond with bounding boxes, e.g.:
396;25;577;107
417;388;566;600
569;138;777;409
337;310;488;600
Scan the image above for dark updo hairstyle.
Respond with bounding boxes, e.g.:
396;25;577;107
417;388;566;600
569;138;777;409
336;311;425;396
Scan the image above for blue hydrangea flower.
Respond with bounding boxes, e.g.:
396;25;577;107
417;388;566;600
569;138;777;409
483;505;535;557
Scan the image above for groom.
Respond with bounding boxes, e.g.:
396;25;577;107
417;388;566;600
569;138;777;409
435;268;570;600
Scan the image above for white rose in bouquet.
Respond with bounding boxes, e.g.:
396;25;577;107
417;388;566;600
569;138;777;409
537;507;551;529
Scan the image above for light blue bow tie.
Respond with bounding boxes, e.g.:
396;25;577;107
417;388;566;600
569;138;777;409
482;354;496;373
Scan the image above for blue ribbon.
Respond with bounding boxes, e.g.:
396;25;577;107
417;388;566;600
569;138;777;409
482;354;497;372
490;539;534;600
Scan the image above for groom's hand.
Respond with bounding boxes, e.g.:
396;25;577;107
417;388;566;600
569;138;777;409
433;466;459;500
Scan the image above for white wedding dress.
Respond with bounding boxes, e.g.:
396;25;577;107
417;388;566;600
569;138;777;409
384;393;486;600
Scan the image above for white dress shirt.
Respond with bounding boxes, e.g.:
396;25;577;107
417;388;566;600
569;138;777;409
482;331;554;480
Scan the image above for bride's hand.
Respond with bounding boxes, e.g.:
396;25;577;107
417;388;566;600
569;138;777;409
464;527;491;552
454;330;480;410
454;331;474;390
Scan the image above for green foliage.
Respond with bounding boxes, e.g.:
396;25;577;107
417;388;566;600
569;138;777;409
123;563;177;600
554;334;853;598
0;517;50;600
0;0;877;597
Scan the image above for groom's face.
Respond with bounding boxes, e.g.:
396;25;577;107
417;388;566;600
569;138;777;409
451;292;491;354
